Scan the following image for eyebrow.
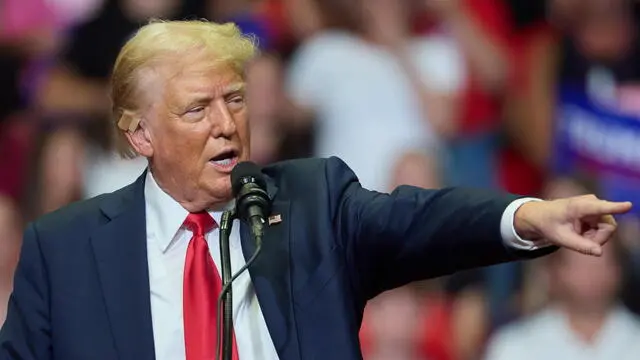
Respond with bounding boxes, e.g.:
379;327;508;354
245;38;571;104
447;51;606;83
223;83;246;95
179;83;246;111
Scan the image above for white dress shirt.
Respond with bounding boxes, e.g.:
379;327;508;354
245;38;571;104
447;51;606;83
145;172;279;360
143;171;543;360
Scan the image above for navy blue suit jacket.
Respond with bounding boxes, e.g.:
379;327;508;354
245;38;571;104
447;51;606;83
0;157;554;360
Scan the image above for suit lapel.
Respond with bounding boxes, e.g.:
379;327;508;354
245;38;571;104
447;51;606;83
91;172;156;360
240;175;301;360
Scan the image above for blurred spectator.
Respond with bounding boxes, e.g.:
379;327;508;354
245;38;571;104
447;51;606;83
542;1;640;312
284;0;465;192
552;0;640;183
0;0;62;323
31;0;207;212
505;0;640;177
361;286;429;360
361;282;489;360
419;0;512;189
499;0;550;196
360;150;439;359
46;0;105;26
485;178;640;360
360;148;489;360
503;0;555;172
245;54;286;165
518;177;600;317
389;151;440;190
494;0;640;327
485;244;640;360
419;0;531;331
1;0;59;42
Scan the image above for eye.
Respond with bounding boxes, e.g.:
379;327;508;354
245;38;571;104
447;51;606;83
187;106;205;114
226;95;246;111
228;95;245;104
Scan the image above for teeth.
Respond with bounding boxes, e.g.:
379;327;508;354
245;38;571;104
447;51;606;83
212;157;234;166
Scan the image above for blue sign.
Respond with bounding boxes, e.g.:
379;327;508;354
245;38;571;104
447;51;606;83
554;85;640;214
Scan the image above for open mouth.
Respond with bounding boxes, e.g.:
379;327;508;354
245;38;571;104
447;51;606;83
209;149;239;171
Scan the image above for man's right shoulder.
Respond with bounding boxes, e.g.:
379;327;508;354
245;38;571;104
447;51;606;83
29;183;136;244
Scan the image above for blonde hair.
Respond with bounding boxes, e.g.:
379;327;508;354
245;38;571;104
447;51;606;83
111;19;258;158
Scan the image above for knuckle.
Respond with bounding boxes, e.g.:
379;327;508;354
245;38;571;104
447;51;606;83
566;198;581;217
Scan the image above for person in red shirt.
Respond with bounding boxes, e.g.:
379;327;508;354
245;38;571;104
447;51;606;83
413;0;527;330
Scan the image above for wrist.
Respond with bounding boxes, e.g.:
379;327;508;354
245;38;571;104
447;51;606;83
514;201;543;241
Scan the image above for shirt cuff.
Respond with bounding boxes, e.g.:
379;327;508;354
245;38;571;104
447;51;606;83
500;197;551;251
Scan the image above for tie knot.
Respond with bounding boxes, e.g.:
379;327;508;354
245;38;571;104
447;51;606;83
183;212;217;236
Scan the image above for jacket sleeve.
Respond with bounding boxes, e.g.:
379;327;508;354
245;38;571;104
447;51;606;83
0;223;52;360
324;157;556;299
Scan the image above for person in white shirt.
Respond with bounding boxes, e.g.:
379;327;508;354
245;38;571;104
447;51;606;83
285;0;464;192
0;19;634;360
82;146;148;199
485;233;640;360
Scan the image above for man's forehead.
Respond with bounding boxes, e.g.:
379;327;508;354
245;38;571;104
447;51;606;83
133;53;246;114
160;60;244;93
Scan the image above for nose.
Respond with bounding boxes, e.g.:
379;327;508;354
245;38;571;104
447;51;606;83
211;99;237;138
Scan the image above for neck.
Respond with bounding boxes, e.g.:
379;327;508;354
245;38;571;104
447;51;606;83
149;168;230;213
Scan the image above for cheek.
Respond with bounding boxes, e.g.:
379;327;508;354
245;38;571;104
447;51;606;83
152;123;209;167
236;114;250;147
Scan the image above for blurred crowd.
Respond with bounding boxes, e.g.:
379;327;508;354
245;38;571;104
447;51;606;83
2;0;640;358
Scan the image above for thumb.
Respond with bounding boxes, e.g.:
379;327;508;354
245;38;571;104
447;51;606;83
555;228;603;256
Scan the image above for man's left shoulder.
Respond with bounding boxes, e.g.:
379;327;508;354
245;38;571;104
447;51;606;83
260;157;355;202
262;157;330;175
263;156;351;179
262;156;346;184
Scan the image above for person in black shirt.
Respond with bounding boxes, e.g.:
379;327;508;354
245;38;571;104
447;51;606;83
33;0;206;214
0;55;23;124
0;27;57;325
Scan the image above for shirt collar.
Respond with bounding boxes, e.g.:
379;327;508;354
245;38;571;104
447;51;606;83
144;170;189;253
144;170;238;252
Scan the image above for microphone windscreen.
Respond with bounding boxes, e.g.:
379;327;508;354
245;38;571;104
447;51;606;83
231;161;266;196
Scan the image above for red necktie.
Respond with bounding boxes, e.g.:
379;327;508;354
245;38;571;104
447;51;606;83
183;212;239;360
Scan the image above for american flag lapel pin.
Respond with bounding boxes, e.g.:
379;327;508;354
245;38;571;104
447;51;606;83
268;214;282;226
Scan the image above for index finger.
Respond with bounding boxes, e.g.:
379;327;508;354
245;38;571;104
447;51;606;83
578;200;633;216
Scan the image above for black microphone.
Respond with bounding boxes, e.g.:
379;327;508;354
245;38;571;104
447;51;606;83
231;161;271;242
217;163;270;360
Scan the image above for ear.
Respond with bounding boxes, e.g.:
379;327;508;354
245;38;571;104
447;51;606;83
120;111;154;157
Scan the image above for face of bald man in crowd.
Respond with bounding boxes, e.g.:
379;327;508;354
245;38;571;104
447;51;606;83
129;53;250;210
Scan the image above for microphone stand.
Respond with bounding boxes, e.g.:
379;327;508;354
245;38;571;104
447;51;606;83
216;205;266;360
218;210;235;360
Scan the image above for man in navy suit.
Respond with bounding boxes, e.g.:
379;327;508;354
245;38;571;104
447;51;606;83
0;20;632;360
